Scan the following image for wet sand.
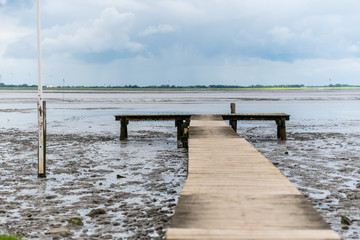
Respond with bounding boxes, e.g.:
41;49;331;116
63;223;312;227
0;89;359;239
0;124;187;239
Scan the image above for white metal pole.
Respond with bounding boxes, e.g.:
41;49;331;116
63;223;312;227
37;0;45;177
37;0;42;104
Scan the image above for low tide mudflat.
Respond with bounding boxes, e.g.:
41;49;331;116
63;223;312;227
0;89;359;239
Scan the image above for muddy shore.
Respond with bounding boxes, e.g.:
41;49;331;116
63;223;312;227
0;89;359;239
0;123;187;239
1;120;359;239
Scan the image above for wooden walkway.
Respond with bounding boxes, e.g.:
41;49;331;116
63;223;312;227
166;114;340;240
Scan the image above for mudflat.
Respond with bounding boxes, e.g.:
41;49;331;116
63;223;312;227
0;89;359;239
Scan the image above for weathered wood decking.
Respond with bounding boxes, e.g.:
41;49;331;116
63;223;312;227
166;114;340;240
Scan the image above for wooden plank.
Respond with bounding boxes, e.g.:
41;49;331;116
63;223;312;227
166;229;340;240
115;114;191;121
114;113;290;121
169;194;328;229
180;185;301;195
167;114;340;240
222;113;290;121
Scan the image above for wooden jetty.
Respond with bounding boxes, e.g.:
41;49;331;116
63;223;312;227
115;113;289;140
166;114;340;240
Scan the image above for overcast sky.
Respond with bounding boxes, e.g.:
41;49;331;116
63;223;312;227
1;0;360;86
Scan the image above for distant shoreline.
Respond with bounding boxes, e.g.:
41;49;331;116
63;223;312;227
0;86;360;91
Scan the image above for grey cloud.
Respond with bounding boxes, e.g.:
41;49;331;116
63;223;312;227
4;0;360;86
0;0;33;9
139;24;176;37
42;8;143;54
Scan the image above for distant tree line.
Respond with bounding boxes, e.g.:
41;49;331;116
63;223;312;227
0;83;37;88
49;83;360;88
0;83;358;89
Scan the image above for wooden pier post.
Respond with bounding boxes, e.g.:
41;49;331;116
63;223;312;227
277;120;281;139
276;117;287;140
181;119;190;148
120;117;128;140
38;100;46;178
175;119;184;140
229;103;237;132
230;103;236;113
43;101;46;172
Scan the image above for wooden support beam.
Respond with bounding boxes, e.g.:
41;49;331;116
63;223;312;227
230;103;236;113
175;119;184;140
222;113;290;121
43;101;46;173
280;117;287;140
38;100;46;178
276;117;287;140
115;114;192;121
181;119;190;148
276;120;281;139
229;103;237;132
120;117;128;140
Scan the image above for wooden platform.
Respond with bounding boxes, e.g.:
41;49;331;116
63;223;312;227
166;114;340;240
115;113;290;140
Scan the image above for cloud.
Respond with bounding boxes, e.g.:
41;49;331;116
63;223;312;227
268;26;296;43
42;7;143;55
139;24;176;36
347;44;359;53
0;0;33;10
0;14;33;56
4;0;360;86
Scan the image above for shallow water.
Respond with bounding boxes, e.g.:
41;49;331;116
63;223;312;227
0;89;359;239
